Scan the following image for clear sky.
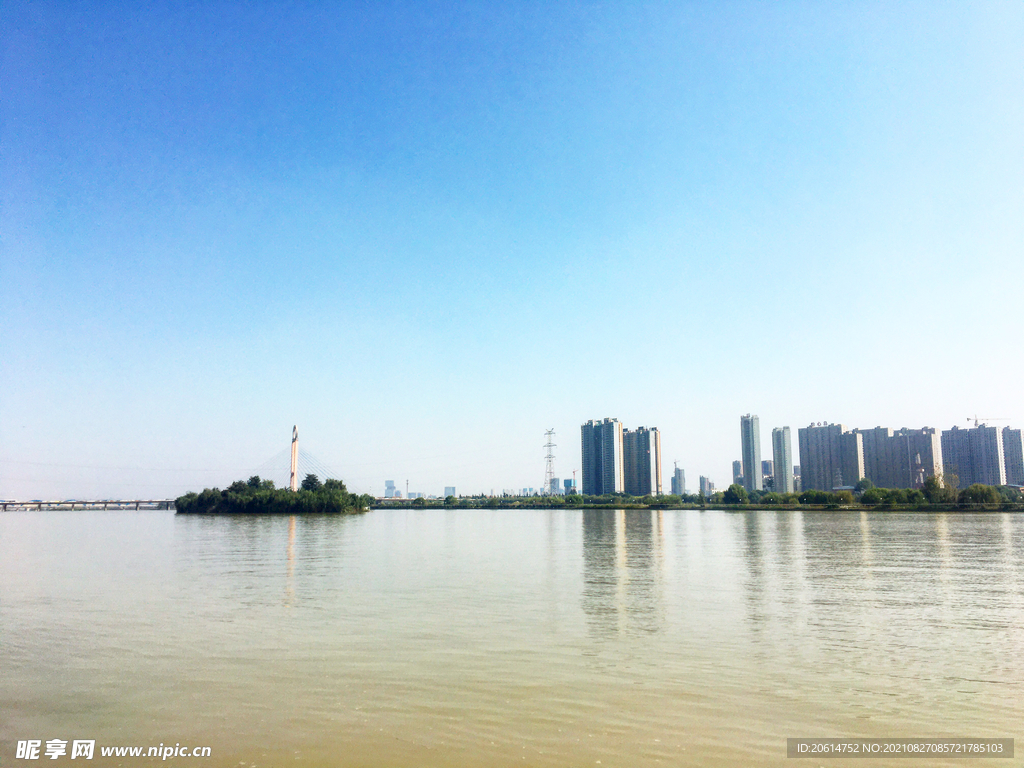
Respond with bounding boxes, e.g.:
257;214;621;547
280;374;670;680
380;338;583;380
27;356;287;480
2;1;1022;499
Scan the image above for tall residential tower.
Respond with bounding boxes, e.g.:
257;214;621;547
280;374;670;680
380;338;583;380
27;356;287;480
740;414;762;492
581;419;625;495
772;426;794;494
941;424;1005;488
623;427;662;496
798;423;865;490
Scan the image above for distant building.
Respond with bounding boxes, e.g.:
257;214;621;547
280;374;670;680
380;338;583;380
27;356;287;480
1004;428;1024;486
793;465;801;492
444;486;456;497
671;465;686;496
581;418;624;495
550;478;562;495
384;480;397;499
772;427;794;494
408;492;423;500
942;425;1005;488
623;426;662;496
798;423;865;491
563;478;577;494
699;476;715;497
854;427;942;489
740;414;762;492
732;460;743;487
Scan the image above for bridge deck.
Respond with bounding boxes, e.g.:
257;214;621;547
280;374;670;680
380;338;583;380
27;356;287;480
1;500;176;511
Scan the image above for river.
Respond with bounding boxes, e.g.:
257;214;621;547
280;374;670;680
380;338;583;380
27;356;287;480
2;508;1021;766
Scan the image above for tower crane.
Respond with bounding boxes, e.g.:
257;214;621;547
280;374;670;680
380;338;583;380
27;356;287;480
968;416;1009;427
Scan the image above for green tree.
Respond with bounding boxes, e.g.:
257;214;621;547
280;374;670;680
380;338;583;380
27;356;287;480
938;469;959;500
723;484;748;504
905;489;926;506
412;496;427;507
301;474;322;492
854;478;874;492
997;485;1022;503
444;495;456;506
861;487;885;505
959;484;1000;505
323;478;347;492
799;489;830;505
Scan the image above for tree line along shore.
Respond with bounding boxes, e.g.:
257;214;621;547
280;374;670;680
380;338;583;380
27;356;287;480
376;478;1023;511
175;475;372;514
175;474;1022;514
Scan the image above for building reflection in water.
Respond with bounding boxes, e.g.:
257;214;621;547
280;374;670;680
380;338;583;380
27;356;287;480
581;509;663;637
285;515;296;607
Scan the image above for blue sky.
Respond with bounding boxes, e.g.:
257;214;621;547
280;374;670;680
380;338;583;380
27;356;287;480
2;1;1022;498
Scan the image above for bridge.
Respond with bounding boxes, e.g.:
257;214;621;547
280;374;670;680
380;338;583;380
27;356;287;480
1;499;176;511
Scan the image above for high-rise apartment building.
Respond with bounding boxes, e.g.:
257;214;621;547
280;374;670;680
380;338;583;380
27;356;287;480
670;465;686;496
854;427;942;489
772;427;794;494
942;425;1006;488
1003;428;1024;486
740;414;762;492
623;426;662;496
732;460;743;486
699;476;715;497
384;480;397;498
581;418;625;495
444;486;456;497
798;423;865;490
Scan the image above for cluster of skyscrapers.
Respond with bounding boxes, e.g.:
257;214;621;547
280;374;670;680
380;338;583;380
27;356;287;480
735;415;795;494
382;415;1021;501
580;419;663;496
737;416;1024;492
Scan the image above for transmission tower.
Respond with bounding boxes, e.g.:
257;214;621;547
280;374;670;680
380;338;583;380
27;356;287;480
544;429;556;495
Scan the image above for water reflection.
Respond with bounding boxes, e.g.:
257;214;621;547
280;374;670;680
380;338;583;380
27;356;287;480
286;515;296;607
581;509;662;636
4;508;1024;768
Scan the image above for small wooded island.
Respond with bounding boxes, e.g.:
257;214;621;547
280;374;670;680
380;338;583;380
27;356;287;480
176;475;372;514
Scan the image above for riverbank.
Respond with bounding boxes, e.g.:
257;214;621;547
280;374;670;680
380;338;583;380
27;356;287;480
373;499;1024;512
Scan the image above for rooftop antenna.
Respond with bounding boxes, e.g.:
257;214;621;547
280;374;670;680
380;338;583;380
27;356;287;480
544;429;556;495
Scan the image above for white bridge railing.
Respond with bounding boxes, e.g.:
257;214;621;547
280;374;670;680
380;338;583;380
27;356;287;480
1;499;176;511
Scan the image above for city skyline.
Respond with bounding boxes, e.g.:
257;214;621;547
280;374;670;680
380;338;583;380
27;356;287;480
2;3;1022;499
